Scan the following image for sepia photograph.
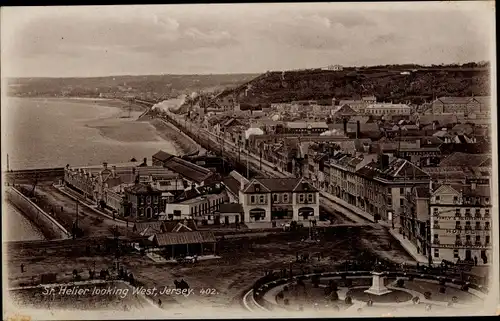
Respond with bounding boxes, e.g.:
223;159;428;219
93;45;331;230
1;2;498;319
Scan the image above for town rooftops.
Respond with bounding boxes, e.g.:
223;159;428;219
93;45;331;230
222;177;241;196
243;177;318;193
380;159;430;180
153;150;175;162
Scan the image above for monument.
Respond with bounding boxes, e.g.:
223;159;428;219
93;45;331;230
364;263;392;296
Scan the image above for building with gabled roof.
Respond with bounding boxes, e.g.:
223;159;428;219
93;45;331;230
237;175;319;224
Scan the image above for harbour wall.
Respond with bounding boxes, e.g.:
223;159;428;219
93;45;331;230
5;186;71;240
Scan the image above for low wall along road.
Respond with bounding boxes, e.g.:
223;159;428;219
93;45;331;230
5;186;71;240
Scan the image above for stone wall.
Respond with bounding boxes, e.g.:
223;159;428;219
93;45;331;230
5;187;71;240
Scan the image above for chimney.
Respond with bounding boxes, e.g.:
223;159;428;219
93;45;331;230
103;162;108;169
143;157;147;166
112;166;117;178
415;139;421;149
356;120;361;138
343;118;348;135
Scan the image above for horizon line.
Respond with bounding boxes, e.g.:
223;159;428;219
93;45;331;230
5;61;490;79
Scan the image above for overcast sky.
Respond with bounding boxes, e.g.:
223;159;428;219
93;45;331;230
1;2;495;78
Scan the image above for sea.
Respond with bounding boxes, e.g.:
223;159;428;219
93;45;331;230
2;97;182;241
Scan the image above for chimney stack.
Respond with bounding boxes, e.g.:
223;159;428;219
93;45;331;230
143;157;147;166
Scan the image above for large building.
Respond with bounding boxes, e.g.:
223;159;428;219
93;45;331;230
429;183;492;265
365;103;412;116
237;177;320;223
424;96;491;116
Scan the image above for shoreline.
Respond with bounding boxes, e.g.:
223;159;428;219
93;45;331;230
146;117;200;155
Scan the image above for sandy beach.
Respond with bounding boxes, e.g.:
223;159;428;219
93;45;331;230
78;98;199;155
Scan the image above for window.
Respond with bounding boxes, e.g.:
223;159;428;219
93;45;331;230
475;222;481;230
475;209;481;217
255;184;261;192
485;209;490;217
465;208;471;217
400;198;404;206
433;234;438;239
173;210;181;217
485;222;490;230
259;195;265;204
486;235;490;244
146;196;151;204
465;221;471;230
485;197;490;204
273;194;278;202
387;197;392;206
453;249;459;258
250;195;255;204
299;194;305;203
400;188;404;194
455;221;461;229
307;193;314;203
465;235;471;242
453;196;458;203
434;249;439;258
475;235;481;243
283;193;289;203
455;209;461;217
139;208;144;216
455;235;461;241
435;196;441;202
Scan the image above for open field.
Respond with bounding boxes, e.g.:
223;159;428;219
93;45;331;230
6;225;414;311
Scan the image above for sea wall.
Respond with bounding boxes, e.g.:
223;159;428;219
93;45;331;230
5;187;71;240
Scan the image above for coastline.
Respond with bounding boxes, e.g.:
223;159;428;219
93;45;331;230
147;118;200;155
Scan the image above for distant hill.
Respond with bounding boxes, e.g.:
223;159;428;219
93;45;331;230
221;63;491;105
7;73;260;102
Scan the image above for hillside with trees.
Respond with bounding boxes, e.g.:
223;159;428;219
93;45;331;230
232;62;491;105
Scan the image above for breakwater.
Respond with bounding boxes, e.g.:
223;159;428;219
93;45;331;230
4;187;71;240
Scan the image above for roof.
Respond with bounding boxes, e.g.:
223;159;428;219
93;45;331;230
153;150;175;162
439;152;491;167
435;97;474;105
219;203;243;214
222;177;241;196
381;159;430;180
285;121;329;129
366;103;411;109
153;231;216;246
163;157;213;184
243;177;317;193
162;220;198;232
125;183;161;195
415;186;431;198
133;221;164;236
